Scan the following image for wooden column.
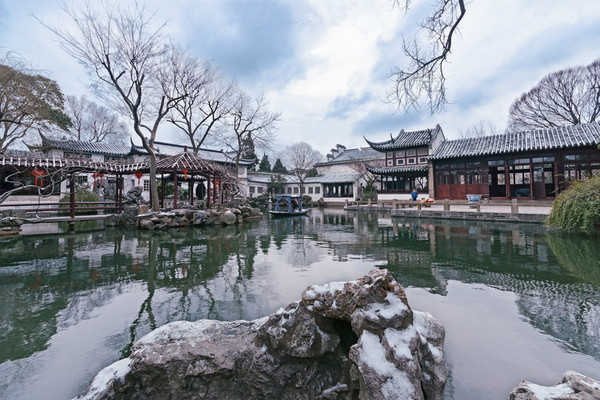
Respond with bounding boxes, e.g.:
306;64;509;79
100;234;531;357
173;172;178;209
69;175;76;219
207;175;211;207
161;174;165;209
529;161;534;199
190;176;194;206
213;177;217;205
504;161;510;199
117;175;122;213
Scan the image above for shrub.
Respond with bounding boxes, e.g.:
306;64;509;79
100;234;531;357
59;188;100;215
361;178;378;202
547;175;600;235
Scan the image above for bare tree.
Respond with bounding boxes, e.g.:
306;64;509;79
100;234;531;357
168;59;237;153
282;142;323;194
42;2;189;211
388;0;467;113
457;120;501;138
228;92;280;176
0;53;71;151
64;95;128;144
508;59;600;131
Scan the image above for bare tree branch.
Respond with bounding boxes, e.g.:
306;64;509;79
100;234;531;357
388;0;466;113
508;59;600;131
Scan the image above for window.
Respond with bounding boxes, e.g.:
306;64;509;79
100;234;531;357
249;186;256;194
417;147;428;156
315;187;320;194
407;158;416;164
565;154;587;161
396;150;405;157
293;187;299;194
419;157;428;164
387;160;394;166
406;149;416;157
143;179;150;191
77;175;88;184
301;187;305;194
308;187;313;194
287;187;292;194
509;158;530;165
396;159;404;165
387;152;393;158
488;160;504;166
257;186;263;194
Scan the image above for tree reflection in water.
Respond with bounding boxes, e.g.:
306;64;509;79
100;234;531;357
0;211;599;400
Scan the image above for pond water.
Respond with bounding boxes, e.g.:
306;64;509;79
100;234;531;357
0;209;599;400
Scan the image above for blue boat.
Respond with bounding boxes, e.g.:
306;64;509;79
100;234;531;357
269;195;310;217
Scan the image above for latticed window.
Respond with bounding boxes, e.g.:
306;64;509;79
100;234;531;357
143;180;150;191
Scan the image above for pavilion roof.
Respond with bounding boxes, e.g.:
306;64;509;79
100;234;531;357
364;125;442;152
155;151;225;176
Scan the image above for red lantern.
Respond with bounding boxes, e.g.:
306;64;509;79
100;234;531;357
92;172;104;188
31;169;48;187
135;172;144;185
183;169;189;180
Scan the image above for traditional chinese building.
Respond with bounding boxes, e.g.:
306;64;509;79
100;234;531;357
364;121;600;201
363;125;445;200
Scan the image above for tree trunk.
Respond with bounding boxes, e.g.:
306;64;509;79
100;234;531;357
148;150;160;212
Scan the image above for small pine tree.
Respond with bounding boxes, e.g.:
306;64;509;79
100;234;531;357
272;158;288;174
306;167;318;177
259;154;271;172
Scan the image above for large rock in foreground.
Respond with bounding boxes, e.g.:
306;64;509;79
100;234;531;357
76;269;446;400
509;371;600;400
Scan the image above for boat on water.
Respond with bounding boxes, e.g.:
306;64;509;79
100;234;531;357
268;195;310;217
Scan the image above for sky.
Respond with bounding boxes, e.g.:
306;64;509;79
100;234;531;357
1;0;600;158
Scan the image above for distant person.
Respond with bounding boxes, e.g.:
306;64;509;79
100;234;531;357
411;188;418;202
291;198;299;211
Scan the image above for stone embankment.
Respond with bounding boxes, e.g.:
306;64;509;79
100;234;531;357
0;216;23;235
75;269;447;400
106;205;262;230
509;371;600;399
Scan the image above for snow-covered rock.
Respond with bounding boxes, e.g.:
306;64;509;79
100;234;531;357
75;269;446;400
509;371;600;400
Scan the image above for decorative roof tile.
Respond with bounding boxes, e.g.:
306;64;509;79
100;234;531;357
432;122;600;160
365;164;428;175
364;125;442;152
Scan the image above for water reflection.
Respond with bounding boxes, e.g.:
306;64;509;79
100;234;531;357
0;210;599;400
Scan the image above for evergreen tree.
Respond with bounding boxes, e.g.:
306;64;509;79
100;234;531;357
258;154;271;172
272;158;288;174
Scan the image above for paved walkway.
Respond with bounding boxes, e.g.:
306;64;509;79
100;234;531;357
346;202;552;223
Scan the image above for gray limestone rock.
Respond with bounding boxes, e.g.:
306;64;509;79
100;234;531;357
509;371;600;400
75;269;446;400
219;210;237;225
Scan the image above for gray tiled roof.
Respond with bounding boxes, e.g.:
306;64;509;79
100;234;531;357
305;173;359;184
364;125;441;151
131;140;254;166
433;121;600;160
316;147;383;166
365;164;428;175
41;135;131;156
247;172;294;184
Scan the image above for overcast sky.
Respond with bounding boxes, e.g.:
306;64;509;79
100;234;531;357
1;0;600;157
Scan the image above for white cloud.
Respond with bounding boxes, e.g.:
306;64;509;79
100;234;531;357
2;0;600;153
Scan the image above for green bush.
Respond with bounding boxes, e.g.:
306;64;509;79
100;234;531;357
59;188;100;215
547;175;600;235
